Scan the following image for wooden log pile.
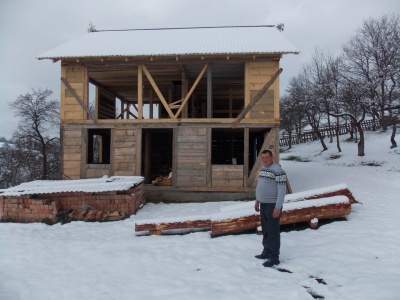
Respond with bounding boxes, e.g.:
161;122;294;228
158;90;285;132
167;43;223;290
151;175;172;186
135;184;356;236
211;196;351;237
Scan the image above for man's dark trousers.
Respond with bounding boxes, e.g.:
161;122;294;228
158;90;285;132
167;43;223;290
260;203;281;260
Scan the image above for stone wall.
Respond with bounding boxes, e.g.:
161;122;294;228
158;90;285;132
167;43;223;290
0;182;145;223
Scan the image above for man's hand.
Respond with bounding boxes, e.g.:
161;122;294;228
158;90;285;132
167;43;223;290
273;208;281;218
254;201;260;212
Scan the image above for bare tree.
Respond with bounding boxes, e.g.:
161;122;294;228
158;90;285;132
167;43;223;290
331;80;369;156
8;88;60;180
292;71;328;151
280;95;297;149
342;14;400;148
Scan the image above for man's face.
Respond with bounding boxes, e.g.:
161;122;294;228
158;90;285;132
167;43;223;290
261;153;273;167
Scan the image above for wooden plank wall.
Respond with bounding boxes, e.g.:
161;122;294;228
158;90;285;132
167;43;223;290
63;128;83;179
61;64;88;122
246;61;279;120
250;90;274;119
212;165;243;188
176;127;207;187
98;88;115;119
113;128;137;176
86;164;110;178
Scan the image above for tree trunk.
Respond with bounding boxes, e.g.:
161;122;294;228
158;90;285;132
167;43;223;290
36;130;48;180
327;115;333;143
288;131;292;149
316;130;328;151
380;105;387;131
335;126;341;152
356;123;365;157
390;124;397;148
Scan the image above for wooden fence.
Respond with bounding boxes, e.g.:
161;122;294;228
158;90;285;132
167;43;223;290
279;119;381;147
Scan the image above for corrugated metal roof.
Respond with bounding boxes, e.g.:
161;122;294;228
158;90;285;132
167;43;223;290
37;26;299;59
0;176;144;196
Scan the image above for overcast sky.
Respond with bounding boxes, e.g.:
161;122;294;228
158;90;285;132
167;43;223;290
0;0;398;139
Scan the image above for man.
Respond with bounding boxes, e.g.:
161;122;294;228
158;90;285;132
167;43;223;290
254;149;286;267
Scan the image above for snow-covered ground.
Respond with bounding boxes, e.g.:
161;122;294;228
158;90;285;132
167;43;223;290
1;130;399;300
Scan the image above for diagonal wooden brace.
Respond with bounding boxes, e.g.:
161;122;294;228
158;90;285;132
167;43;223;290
232;68;282;128
61;77;97;123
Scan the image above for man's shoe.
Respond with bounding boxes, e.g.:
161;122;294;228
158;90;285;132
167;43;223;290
255;253;269;259
263;259;280;267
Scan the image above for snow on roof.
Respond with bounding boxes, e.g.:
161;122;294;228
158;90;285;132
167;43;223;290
0;176;144;196
37;25;300;60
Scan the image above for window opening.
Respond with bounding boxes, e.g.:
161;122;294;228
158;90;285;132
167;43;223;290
87;129;111;164
212;129;244;165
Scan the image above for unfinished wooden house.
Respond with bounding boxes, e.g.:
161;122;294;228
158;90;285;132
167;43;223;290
37;25;299;202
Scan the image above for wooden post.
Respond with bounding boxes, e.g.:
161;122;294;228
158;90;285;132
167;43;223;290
181;68;189;118
207;63;213;118
149;90;153;119
206;127;212;187
244;128;249;185
138;65;143;119
135;128;142;176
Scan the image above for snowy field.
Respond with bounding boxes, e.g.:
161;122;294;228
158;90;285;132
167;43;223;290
1;130;399;300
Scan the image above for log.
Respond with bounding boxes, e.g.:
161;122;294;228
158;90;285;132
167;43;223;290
210;196;351;237
135;219;211;235
135;184;357;236
210;215;260;237
284;184;357;204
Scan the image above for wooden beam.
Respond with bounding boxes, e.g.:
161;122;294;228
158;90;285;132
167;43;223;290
232;68;283;128
244;128;249;185
138;65;143;119
207;63;212;118
181;65;189;118
141;64;175;118
149;90;153;119
135;128;142;176
174;63;208;118
61;77;97;123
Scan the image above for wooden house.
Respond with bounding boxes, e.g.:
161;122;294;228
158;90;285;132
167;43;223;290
37;25;299;202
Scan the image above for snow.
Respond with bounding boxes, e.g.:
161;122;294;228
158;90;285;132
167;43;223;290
0;176;144;196
1;130;399;299
37;26;300;60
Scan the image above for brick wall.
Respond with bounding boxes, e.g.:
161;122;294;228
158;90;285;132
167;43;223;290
0;196;60;223
0;182;146;223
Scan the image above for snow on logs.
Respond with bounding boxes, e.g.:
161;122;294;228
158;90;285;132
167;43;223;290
135;184;356;236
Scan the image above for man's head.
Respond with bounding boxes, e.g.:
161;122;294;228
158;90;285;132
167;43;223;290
261;150;274;167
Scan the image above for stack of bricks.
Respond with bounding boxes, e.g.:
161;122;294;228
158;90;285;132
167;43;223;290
0;196;60;223
0;182;146;223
